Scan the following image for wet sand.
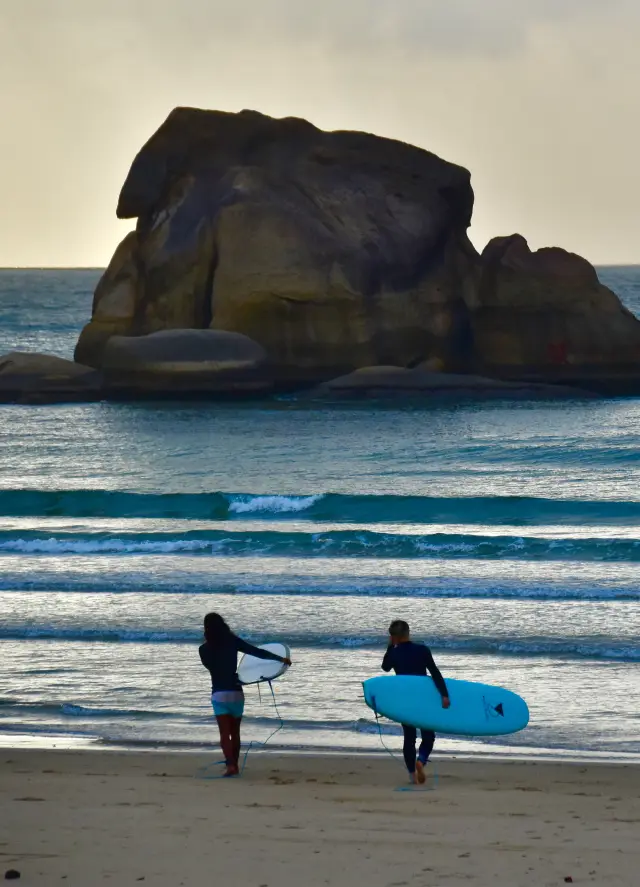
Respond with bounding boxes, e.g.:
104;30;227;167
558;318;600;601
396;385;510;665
1;750;638;886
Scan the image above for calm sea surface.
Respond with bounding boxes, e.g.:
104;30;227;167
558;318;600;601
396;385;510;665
0;267;639;760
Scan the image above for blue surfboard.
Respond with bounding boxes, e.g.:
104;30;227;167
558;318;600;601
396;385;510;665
363;675;529;736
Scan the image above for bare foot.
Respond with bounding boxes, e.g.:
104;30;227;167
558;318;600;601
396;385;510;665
223;765;239;778
415;760;426;785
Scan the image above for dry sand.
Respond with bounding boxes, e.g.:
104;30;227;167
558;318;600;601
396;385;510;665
1;750;639;886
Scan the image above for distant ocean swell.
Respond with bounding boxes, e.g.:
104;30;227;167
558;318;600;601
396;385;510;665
1;575;637;600
2;528;640;561
1;627;637;660
1;489;640;525
0;700;177;720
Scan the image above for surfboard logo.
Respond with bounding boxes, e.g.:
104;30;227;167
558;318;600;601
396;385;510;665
483;697;505;719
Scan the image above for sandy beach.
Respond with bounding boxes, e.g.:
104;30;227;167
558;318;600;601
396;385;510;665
1;750;638;887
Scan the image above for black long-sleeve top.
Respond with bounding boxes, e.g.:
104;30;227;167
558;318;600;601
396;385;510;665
199;635;282;692
382;641;448;698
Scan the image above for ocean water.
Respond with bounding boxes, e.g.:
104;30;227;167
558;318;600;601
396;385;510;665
0;267;639;761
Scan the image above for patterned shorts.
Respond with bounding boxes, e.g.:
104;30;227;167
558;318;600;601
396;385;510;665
211;690;245;718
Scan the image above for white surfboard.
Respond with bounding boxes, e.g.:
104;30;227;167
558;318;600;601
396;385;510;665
238;642;290;686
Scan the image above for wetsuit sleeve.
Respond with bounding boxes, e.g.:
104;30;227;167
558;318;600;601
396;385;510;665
198;644;210;669
381;644;394;672
234;636;284;662
424;648;448;697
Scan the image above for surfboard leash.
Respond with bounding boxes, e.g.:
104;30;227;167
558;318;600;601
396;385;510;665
195;679;285;780
238;679;285;776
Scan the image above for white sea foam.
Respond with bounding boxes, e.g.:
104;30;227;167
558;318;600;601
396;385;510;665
228;494;323;514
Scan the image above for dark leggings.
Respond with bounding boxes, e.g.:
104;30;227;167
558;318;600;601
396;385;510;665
402;725;435;773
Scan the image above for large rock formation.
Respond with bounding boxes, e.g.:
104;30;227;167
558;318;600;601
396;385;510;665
75;107;640;393
0;352;101;403
76;108;478;381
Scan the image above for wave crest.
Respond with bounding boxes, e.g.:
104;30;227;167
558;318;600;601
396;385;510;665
0;627;637;661
228;494;323;514
1;488;639;525
1;528;640;562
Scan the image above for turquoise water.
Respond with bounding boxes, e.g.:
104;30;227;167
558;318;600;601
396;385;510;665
0;268;639;760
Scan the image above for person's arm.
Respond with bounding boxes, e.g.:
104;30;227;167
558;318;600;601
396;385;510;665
234;636;291;664
381;644;394;672
424;648;450;706
199;644;210;669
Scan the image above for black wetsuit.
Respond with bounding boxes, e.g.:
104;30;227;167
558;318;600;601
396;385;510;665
199;635;282;693
381;641;448;773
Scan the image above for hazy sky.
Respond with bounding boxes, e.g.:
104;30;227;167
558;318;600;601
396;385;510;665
1;1;638;266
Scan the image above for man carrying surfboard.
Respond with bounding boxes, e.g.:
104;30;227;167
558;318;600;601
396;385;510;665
382;619;450;784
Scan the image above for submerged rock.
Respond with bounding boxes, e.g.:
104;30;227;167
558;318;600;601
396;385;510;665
101;329;270;394
314;366;592;399
0;352;101;403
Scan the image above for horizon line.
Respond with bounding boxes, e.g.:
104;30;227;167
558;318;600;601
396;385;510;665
1;263;639;271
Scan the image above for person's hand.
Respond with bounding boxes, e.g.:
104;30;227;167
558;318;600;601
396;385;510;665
282;657;292;666
441;696;451;709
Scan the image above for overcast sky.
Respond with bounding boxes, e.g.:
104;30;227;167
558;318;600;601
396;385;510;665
1;0;638;266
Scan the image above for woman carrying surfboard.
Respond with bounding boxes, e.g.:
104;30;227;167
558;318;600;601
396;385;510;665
199;612;291;777
382;619;450;784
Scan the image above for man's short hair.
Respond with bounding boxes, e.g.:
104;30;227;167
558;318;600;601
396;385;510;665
389;619;410;638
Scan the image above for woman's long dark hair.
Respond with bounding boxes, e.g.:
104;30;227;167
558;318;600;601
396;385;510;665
203;612;232;645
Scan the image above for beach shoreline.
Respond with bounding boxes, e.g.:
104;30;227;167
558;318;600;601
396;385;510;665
2;732;640;765
2;749;638;886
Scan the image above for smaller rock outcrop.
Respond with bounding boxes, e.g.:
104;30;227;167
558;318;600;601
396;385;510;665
471;235;640;389
101;329;271;394
314;365;592;399
0;352;101;403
